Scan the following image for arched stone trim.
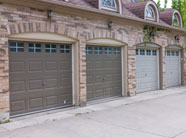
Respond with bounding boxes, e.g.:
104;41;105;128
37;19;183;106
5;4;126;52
144;1;160;22
85;30;128;45
7;22;80;40
136;42;161;48
172;10;183;27
9;32;76;44
165;45;182;50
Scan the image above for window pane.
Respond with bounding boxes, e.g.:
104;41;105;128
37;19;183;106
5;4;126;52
36;49;41;53
29;43;34;48
18;43;24;47
146;50;151;55
10;48;16;52
172;51;175;56
10;42;16;47
46;49;50;53
51;49;56;53
29;49;35;52
36;44;41;48
176;51;179;56
52;45;56;48
17;48;24;52
46;44;50;48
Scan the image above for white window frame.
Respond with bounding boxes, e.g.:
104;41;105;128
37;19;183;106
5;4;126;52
173;14;180;27
145;6;156;21
101;0;117;12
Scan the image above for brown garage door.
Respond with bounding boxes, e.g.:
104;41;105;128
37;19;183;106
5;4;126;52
86;46;122;101
9;41;72;116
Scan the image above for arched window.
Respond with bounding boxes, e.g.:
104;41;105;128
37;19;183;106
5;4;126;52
101;0;117;10
173;14;180;27
145;6;155;20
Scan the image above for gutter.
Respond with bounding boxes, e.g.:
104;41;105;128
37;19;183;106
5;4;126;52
1;0;186;33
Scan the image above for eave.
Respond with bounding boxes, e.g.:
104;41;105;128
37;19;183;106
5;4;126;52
0;0;185;34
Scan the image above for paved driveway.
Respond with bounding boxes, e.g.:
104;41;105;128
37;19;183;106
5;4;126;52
1;86;186;138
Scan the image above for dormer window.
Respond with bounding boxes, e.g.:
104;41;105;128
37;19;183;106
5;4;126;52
145;6;155;21
101;0;117;11
173;14;180;27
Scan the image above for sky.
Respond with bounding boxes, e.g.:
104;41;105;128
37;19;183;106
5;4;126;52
153;0;172;8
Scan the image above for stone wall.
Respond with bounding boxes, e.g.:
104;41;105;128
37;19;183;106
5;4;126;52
0;3;185;121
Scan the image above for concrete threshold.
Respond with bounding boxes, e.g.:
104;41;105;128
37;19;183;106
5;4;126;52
0;85;185;132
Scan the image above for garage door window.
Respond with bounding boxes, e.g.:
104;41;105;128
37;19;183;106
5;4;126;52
166;51;170;56
86;47;92;54
172;51;175;56
136;49;139;55
95;47;102;54
10;42;24;52
60;45;70;53
45;44;56;53
146;50;151;55
104;47;112;55
176;51;179;56
114;48;120;55
140;49;145;55
152;50;157;56
29;43;41;53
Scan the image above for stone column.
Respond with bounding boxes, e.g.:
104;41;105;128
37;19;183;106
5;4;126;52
160;46;166;89
0;20;9;122
127;45;136;96
182;50;186;85
78;37;87;106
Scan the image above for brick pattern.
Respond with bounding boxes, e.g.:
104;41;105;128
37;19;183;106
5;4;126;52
0;3;185;121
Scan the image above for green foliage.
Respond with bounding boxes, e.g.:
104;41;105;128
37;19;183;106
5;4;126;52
157;0;161;9
172;0;186;27
143;25;170;43
164;0;168;9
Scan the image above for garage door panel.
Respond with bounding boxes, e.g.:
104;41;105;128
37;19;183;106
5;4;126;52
95;89;104;97
10;62;25;72
10;92;27;101
11;100;26;112
45;62;57;70
86;46;122;101
46;96;58;106
104;88;112;96
10;81;25;92
95;75;103;83
29;98;43;109
28;80;43;90
9;42;72;116
28;61;42;72
45;78;58;88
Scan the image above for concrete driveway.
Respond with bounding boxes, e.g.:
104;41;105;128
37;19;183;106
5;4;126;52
1;86;186;138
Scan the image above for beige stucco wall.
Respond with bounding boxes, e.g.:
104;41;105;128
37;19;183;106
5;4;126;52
0;3;185;121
